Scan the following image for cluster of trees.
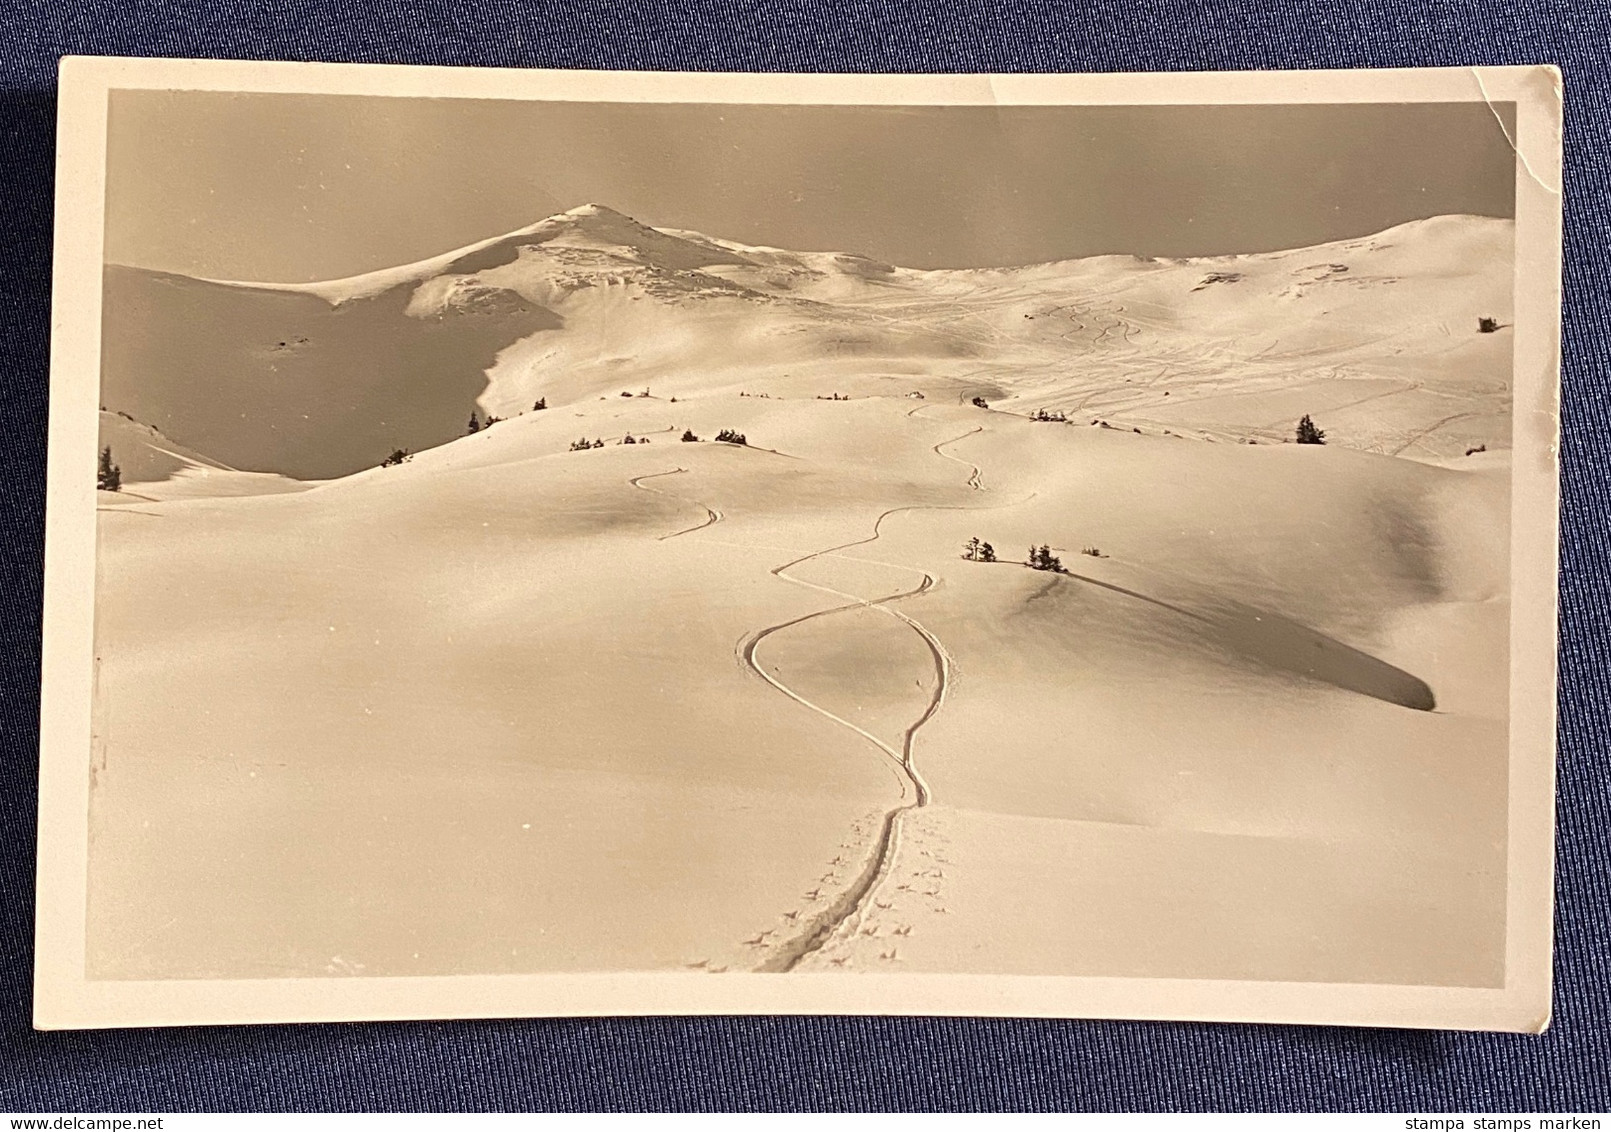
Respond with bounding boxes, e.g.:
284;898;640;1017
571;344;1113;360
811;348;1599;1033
961;537;1068;573
1478;316;1504;333
379;448;411;467
971;396;989;409
1028;545;1065;573
1295;415;1326;445
466;411;504;434
97;446;121;492
961;537;997;562
532;398;547;411
816;393;850;401
1031;408;1068;423
567;433;656;451
715;429;748;445
681;430;701;443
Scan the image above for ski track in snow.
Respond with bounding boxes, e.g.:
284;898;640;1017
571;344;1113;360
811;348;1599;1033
628;468;724;538
627;421;1023;971
744;423;1001;971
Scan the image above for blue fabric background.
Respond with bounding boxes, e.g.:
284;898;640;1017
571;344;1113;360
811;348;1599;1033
1;0;1606;1111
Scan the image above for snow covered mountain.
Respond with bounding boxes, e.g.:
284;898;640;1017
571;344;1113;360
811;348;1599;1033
90;203;1517;986
101;204;1514;479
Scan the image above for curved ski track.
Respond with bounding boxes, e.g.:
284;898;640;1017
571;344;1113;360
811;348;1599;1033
628;423;1007;972
747;426;1001;971
629;468;723;538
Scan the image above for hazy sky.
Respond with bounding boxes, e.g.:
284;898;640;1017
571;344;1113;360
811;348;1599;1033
105;92;1517;281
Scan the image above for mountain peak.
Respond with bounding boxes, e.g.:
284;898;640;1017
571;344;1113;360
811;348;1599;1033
524;204;755;272
550;203;651;231
561;202;633;220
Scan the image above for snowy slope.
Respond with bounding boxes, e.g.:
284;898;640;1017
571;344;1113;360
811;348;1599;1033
96;410;308;499
91;390;1509;984
101;206;1514;479
88;207;1517;984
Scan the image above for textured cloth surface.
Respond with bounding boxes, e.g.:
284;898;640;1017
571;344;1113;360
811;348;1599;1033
0;0;1607;1111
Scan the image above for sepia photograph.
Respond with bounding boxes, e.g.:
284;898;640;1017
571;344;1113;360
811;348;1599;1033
34;59;1562;1031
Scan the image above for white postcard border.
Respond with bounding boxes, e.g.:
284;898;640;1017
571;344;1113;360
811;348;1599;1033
35;58;1563;1031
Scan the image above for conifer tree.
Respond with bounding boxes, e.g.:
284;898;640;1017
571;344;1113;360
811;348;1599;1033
467;412;481;435
1295;415;1326;445
97;445;121;492
1028;544;1064;572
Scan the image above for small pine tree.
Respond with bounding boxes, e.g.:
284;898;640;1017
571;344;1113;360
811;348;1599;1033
467;412;481;435
533;398;547;411
97;445;121;492
1478;316;1502;333
379;448;410;468
962;537;982;561
1028;544;1064;573
681;430;700;443
971;396;989;409
1295;415;1326;445
980;541;996;563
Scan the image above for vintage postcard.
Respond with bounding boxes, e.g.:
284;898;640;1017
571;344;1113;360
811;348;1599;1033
36;58;1562;1030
